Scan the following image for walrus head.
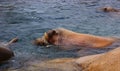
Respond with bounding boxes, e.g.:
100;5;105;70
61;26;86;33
34;29;60;46
0;47;14;62
101;7;119;12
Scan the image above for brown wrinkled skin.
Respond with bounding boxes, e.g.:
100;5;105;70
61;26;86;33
34;28;116;49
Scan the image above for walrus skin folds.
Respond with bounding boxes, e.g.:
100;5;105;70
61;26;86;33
34;28;116;49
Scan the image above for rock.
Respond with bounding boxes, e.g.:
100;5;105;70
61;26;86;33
22;47;120;71
76;47;120;71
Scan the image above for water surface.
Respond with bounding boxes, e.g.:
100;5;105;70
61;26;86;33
0;0;120;71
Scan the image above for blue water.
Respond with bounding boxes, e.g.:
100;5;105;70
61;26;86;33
0;0;120;70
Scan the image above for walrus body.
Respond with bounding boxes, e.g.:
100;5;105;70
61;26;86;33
34;28;116;49
0;38;18;63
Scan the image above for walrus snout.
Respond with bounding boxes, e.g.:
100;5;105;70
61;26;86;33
0;47;14;62
33;38;48;46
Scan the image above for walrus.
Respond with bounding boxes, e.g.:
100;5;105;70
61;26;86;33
0;37;18;63
101;6;120;12
34;28;116;49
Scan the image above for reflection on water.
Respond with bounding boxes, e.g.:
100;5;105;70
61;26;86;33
1;0;120;70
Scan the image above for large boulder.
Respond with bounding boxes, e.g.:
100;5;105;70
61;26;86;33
76;47;120;71
22;47;120;71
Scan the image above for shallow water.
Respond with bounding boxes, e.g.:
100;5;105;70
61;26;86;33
0;0;120;71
